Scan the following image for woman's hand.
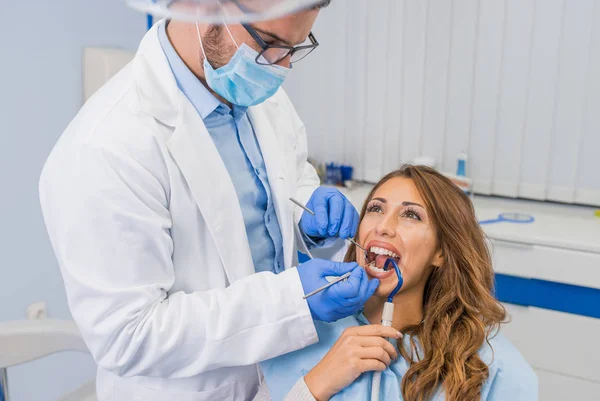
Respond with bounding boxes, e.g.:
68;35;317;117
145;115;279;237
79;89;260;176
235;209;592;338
304;325;402;401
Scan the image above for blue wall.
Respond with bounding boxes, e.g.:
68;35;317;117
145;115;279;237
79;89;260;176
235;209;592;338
0;1;145;399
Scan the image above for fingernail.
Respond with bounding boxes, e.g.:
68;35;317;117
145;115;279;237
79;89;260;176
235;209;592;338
397;331;403;338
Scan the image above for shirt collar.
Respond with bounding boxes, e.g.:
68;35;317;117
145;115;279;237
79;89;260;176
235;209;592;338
356;311;370;325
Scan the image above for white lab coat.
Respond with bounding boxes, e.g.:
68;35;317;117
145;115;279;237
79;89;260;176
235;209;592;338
39;24;321;401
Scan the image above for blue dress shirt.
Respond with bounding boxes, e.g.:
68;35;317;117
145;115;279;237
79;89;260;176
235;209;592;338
158;20;285;274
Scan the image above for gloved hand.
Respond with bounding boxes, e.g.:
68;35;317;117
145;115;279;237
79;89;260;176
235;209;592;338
297;259;379;323
300;187;359;240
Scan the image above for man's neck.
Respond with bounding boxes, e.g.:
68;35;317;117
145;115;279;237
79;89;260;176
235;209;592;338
363;288;424;331
166;21;231;107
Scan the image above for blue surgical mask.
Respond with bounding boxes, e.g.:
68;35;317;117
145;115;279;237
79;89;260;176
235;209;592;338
196;23;290;107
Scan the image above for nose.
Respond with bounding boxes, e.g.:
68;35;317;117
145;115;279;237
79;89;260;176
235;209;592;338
375;213;396;238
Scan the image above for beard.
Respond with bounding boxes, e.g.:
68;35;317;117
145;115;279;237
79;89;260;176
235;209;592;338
201;25;238;70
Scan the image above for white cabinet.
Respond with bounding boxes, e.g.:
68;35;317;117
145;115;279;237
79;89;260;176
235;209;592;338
535;369;600;401
501;304;600;382
493;239;600;401
491;239;600;289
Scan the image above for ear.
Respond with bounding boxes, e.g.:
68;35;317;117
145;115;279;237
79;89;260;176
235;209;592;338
431;249;444;269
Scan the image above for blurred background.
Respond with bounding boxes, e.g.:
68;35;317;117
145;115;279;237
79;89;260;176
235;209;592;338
1;0;599;400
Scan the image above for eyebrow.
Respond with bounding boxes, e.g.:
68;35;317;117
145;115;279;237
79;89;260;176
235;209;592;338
371;198;425;209
402;201;425;209
253;26;293;46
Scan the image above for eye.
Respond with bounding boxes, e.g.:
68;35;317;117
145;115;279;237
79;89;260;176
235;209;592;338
367;202;383;214
402;208;422;221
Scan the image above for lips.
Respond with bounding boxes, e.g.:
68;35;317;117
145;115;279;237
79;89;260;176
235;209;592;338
365;262;397;279
363;240;402;278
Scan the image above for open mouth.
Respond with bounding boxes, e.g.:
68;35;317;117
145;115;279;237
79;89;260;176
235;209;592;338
364;241;402;278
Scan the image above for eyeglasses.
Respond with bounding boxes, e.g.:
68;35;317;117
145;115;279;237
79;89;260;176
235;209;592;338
242;23;319;65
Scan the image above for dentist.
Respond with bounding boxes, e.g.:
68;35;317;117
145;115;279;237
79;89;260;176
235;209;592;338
39;2;378;401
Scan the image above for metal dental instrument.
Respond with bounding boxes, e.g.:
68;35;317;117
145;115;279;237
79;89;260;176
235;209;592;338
289;198;370;259
290;197;374;300
289;197;315;216
302;272;352;299
347;237;369;260
302;261;376;300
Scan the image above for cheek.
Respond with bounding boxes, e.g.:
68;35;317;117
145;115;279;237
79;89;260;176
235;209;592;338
358;219;377;239
357;224;376;247
398;264;429;290
400;227;438;282
402;222;436;256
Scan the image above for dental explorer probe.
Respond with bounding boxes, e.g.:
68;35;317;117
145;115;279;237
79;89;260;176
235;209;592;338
302;272;352;299
288;197;370;256
302;261;376;300
290;197;375;299
290;197;316;216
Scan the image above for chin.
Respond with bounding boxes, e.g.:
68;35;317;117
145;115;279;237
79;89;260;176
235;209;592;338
373;287;390;299
371;281;400;299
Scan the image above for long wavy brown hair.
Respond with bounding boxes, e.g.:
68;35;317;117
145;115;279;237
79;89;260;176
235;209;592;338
345;165;507;401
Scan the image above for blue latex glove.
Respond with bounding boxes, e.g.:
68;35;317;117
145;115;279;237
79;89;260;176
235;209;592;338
300;187;359;240
297;259;379;323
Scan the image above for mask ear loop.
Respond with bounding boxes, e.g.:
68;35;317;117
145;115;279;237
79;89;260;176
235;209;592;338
217;2;240;49
195;22;208;60
195;21;240;61
222;1;278;67
222;23;240;49
194;5;209;60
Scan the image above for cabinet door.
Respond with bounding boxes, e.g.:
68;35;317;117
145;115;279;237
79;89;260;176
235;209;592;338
536;369;600;401
491;239;600;289
502;304;600;382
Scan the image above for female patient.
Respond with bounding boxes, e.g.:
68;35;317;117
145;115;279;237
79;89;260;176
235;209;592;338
256;165;537;401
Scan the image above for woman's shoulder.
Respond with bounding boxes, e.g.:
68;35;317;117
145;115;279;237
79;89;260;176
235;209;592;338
478;332;538;401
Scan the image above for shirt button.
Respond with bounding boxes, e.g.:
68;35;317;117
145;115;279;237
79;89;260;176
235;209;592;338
267;215;271;223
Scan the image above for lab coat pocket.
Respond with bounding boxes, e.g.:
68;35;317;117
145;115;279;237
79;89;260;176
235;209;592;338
134;382;235;401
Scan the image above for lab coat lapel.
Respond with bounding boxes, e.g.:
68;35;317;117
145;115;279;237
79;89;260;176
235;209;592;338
248;106;295;269
167;100;254;283
135;23;254;282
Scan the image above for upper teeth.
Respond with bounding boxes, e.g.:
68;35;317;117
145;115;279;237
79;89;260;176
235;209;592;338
370;246;399;259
